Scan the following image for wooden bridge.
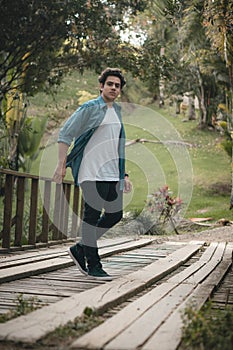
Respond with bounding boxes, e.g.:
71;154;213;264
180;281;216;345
0;236;232;350
0;169;233;349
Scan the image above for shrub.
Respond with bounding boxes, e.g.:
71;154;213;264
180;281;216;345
181;301;233;350
146;185;182;234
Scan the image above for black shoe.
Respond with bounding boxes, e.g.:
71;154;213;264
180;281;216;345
88;265;112;281
68;244;87;275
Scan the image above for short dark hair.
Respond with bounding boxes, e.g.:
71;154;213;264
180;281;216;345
98;67;126;89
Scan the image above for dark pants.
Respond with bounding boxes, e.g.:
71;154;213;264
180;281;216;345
80;181;123;268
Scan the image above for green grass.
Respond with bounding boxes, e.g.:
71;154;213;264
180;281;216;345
181;301;233;350
28;70;232;223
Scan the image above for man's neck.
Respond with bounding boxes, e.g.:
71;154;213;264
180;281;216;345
101;94;114;107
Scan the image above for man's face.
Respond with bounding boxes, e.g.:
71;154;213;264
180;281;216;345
100;76;121;103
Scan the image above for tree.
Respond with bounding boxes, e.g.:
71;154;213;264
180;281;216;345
203;0;233;206
0;0;147;99
137;0;231;127
0;0;147;170
203;0;233;114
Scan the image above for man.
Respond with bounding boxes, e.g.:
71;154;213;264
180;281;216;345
53;68;131;281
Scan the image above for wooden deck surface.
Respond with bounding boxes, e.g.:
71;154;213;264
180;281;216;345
0;237;232;350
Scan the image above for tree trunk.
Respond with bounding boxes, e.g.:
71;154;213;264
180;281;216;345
196;68;207;127
188;95;196;120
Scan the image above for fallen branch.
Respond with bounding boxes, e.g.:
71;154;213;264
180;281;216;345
125;138;193;147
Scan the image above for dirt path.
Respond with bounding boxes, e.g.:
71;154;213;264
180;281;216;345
165;225;233;243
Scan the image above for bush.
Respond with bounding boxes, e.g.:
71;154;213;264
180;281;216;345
146;185;182;234
181;301;233;350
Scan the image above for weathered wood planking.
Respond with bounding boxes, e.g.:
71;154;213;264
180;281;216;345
0;245;167;313
0;238;165;315
0;241;204;343
0;241;188;315
141;243;233;350
70;242;232;350
0;238;154;283
70;242;218;350
0;237;134;267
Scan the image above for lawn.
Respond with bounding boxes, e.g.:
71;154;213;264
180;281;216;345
29;71;232;224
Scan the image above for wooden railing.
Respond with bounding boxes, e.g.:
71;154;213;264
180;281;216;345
0;169;83;251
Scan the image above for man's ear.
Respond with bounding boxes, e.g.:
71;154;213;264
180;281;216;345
99;83;104;92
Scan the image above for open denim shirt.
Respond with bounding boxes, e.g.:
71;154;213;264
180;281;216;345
58;96;126;190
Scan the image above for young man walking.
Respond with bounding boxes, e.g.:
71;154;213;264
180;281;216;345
53;68;131;281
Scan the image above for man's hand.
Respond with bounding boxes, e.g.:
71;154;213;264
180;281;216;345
123;175;132;193
52;142;69;184
52;163;66;184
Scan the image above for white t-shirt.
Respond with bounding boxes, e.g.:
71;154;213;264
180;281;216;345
78;107;121;183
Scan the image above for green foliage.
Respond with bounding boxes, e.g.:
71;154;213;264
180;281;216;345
216;104;233;159
0;0;148;171
221;139;232;158
139;0;233;126
18;115;47;172
48;313;103;342
0;0;147;100
76;90;98;105
83;307;94;317
23;202;44;242
181;302;233;350
136;37;172;98
0;293;43;323
18;116;47;156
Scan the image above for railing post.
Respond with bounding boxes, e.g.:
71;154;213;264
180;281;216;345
28;178;38;245
71;186;80;237
63;183;71;238
58;184;66;239
2;174;14;249
41;180;51;243
52;183;62;240
14;177;25;246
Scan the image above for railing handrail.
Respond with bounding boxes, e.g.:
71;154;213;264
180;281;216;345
0;168;74;184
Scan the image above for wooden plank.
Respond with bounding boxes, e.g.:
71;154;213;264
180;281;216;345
184;242;226;284
100;238;156;258
70;242;226;350
0;241;204;343
0;238;154;283
70;243;218;349
0;257;73;283
0;237;134;268
70;282;177;350
0;243;186;320
99;243;226;350
0;251;68;269
141;243;233;350
168;242;219;284
199;242;218;261
104;284;194;350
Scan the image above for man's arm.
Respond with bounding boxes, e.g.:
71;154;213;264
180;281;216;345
52;142;69;184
